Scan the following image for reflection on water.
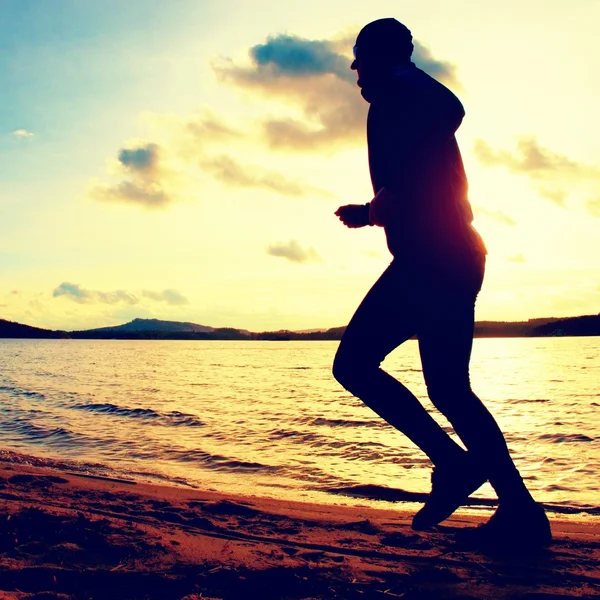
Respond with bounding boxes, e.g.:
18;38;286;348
0;338;598;514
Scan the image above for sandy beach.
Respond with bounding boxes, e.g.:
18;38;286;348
0;462;598;599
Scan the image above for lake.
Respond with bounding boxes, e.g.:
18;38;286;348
0;337;598;517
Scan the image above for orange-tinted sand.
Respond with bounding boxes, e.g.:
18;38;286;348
0;462;598;599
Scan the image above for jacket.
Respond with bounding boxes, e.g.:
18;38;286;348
364;64;486;259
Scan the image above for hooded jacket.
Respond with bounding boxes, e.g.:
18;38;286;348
364;63;486;260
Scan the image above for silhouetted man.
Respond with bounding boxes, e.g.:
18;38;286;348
333;18;550;546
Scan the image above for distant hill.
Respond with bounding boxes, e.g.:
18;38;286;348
79;318;215;334
69;318;251;340
474;317;560;338
532;315;600;337
1;315;600;340
0;319;67;339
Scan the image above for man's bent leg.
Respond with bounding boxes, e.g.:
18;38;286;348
333;262;466;467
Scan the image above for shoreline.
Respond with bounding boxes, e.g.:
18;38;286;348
3;449;598;523
1;461;599;599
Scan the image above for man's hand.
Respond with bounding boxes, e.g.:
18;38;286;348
334;204;371;228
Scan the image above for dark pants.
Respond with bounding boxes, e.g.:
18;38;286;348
332;249;524;500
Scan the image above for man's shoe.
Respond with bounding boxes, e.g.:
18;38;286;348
411;462;487;531
455;501;552;549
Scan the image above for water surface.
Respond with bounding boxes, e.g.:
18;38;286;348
0;338;598;516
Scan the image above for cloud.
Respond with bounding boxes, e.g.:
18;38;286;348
90;142;176;209
474;137;600;177
53;282;139;305
412;41;460;88
143;110;242;155
200;155;330;197
90;180;169;208
215;50;365;151
260;105;364;152
12;129;34;139
141;289;189;305
89;30;461;208
586;198;600;218
214;33;460;152
473;206;517;226
118;145;158;170
508;254;526;263
474;137;600;210
243;34;458;87
250;34;352;82
186;111;240;143
267;240;320;263
538;187;566;206
53;283;189;306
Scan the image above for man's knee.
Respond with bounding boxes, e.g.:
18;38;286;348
332;350;354;389
332;348;374;393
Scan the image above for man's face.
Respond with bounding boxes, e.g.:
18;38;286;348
350;45;370;88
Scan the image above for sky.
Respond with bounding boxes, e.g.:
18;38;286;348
1;0;599;332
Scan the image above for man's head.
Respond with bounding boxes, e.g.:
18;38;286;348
351;18;413;85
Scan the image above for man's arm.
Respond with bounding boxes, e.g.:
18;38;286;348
367;79;465;226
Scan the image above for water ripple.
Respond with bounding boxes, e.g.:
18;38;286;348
0;385;46;401
538;433;595;443
72;402;204;427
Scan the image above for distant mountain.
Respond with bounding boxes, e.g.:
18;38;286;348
0;319;67;339
79;318;215;334
69;318;252;340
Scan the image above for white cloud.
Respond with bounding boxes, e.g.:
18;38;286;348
473;206;517;226
11;129;34;139
53;283;189;306
474;137;600;214
141;289;189;305
266;239;320;263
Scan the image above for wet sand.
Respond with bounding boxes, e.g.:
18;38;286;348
0;462;598;599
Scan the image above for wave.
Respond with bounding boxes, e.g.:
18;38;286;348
0;385;46;401
268;427;389;453
291;413;382;429
0;448;192;488
543;483;579;493
538;433;596;443
0;448;108;473
268;427;424;465
308;417;382;429
505;398;549;404
0;418;83;448
72;402;204;427
162;447;282;473
323;484;600;515
269;428;323;444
